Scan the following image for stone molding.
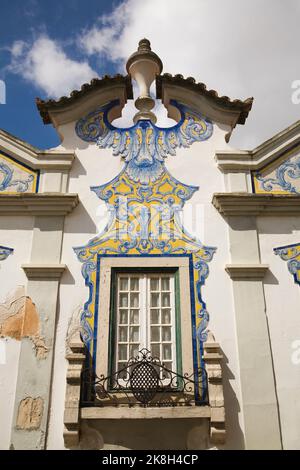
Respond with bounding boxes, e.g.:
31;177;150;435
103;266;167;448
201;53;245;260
203;332;226;445
0;129;75;170
0;193;79;215
212;193;300;216
63;333;86;449
22;264;67;280
215;120;300;171
225;264;269;280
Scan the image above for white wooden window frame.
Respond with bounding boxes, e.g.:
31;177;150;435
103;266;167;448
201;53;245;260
115;272;177;375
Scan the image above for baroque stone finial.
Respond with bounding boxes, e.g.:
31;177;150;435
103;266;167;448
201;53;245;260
126;39;163;124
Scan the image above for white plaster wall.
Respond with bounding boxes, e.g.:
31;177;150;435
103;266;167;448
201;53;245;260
258;216;300;450
47;120;244;449
0;216;33;449
0;338;20;449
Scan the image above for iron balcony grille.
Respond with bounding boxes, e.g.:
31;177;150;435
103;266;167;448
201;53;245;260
81;348;208;407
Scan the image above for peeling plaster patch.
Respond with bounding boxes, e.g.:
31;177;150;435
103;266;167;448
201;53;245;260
0;287;48;359
16;397;44;430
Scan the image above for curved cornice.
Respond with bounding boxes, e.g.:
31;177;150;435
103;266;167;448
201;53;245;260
156;73;253;129
36;74;133;126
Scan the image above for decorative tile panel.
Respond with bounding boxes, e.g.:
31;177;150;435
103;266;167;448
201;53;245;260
253;147;300;194
0;245;13;261
274;243;300;285
74;101;215;401
0;152;39;193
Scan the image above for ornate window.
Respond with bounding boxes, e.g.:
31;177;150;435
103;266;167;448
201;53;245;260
110;270;181;379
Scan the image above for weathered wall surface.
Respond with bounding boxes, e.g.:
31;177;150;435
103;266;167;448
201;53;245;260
0;217;33;449
258;216;300;450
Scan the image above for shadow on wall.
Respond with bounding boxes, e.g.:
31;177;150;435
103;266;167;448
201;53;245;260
221;348;245;450
257;216;300;235
79;418;211;451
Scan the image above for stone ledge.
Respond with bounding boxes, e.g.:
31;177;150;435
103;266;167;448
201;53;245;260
212;193;300;216
22;264;66;280
225;264;269;280
0;193;79;215
81;406;211;420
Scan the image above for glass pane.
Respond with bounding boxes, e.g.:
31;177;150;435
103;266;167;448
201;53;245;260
119;278;128;291
129;326;139;342
162;344;172;361
117;361;127;370
150;278;159;291
161;309;171;324
161;293;170;307
119;309;128;324
151;293;159;307
129;344;139;358
130;277;139;291
119;326;128;342
151;326;160;342
130;293;139;308
118;344;127;361
119;293;128;308
117;362;128;380
151;343;160;358
162;326;171;342
150;309;160;324
130;309;139;324
163;361;173;371
161;277;170;291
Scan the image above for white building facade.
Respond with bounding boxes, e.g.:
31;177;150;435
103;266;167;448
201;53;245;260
0;39;300;450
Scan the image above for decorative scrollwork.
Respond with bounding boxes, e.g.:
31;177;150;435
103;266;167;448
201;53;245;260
0;162;34;193
75;99;213;184
81;349;208;407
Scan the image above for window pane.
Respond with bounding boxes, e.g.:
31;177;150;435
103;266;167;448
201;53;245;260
119;278;128;291
129;326;139;342
130;277;139;291
162;326;171;342
119;309;128;324
150;278;159;291
119;293;128;308
118;344;127;360
161;293;170;307
117;362;128;379
151;326;160;342
161;309;171;324
130;309;139;324
119;326;128;342
162;344;172;361
161;277;170;291
151;343;160;358
150;309;160;324
151;293;159;307
163;361;172;371
130;293;139;308
129;344;139;358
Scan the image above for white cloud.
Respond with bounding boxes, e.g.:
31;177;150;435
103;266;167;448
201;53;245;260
9;36;97;98
7;1;300;148
78;0;300;148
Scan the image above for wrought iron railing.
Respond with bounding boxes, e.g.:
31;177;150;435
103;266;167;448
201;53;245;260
81;348;208;407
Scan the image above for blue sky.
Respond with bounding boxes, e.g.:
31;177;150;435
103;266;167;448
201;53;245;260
1;0;300;150
0;0;123;148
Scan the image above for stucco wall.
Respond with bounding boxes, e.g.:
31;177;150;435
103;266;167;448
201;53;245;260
46;119;244;449
258;216;300;450
0;216;33;449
